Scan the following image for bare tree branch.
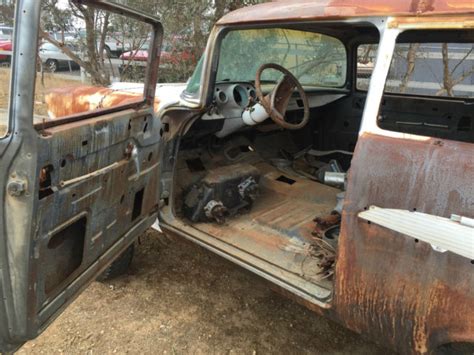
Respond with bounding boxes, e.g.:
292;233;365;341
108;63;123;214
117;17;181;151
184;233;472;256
450;46;473;76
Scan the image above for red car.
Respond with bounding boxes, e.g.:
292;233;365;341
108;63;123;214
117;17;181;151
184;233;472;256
120;42;195;65
0;40;12;62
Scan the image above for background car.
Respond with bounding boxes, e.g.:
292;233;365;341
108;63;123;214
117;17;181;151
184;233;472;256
38;42;80;72
0;40;12;63
48;31;78;43
76;29;132;58
120;42;195;66
0;26;13;41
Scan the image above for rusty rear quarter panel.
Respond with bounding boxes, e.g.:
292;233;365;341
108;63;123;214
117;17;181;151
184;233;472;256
333;133;474;353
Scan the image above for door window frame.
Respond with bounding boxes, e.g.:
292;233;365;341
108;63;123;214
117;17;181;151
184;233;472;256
15;0;163;133
359;20;474;140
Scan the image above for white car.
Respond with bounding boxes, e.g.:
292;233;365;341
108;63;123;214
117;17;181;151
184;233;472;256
38;42;80;72
0;26;13;41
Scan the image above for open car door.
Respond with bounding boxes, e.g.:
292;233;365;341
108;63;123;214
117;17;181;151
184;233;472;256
0;1;163;352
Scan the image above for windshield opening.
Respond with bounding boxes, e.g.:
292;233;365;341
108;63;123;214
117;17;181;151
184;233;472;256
216;28;347;89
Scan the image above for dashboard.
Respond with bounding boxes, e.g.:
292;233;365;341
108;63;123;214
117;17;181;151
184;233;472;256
212;82;257;119
202;81;348;121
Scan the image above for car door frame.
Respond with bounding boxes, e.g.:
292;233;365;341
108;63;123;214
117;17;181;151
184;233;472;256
332;21;474;353
0;0;163;352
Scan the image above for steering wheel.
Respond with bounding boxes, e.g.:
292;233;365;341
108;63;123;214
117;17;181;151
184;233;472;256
255;63;310;130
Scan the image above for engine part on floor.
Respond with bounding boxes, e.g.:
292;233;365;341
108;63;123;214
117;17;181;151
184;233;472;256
183;163;261;224
215;103;269;138
324;171;347;188
204;200;228;224
316;159;343;182
334;191;345;214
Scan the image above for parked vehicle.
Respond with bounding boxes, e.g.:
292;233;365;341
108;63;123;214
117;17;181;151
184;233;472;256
0;1;473;354
0;40;12;62
48;31;77;43
38;42;80;72
77;29;133;58
119;43;149;62
120;42;195;66
0;26;13;41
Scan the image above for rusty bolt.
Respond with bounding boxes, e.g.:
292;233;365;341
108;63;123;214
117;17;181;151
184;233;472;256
7;180;26;197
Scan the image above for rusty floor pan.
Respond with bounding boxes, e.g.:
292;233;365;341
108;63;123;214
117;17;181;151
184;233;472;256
192;164;339;290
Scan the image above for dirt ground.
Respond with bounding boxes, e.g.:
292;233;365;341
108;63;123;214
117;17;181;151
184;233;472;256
17;229;391;355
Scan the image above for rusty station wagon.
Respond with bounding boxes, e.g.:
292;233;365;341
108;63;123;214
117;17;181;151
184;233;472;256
0;0;473;353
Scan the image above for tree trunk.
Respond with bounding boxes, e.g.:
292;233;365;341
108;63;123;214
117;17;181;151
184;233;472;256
39;29;110;87
441;43;454;96
399;43;420;93
98;13;110;64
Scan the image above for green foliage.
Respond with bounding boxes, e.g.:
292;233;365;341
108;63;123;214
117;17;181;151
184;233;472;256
41;0;73;34
0;4;15;26
38;0;268;84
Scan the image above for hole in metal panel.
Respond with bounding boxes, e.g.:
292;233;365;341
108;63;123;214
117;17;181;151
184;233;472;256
44;216;86;295
132;188;145;221
39;164;54;200
186;158;205;172
276;175;296;185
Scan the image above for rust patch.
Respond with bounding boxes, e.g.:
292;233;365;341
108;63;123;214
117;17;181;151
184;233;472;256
44;85;161;119
312;212;341;237
217;0;474;26
331;133;474;354
410;0;435;13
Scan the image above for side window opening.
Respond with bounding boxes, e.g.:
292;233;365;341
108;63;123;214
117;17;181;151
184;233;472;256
0;1;15;138
385;42;473;98
33;0;156;125
356;44;377;91
357;31;473;143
